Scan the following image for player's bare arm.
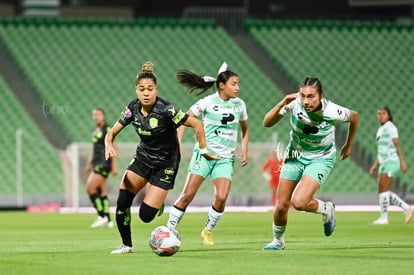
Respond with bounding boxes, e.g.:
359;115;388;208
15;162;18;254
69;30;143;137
105;122;124;160
239;120;249;166
183;115;220;161
393;138;407;172
263;93;298;127
340;110;358;160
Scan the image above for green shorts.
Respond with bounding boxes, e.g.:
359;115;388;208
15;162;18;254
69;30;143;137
188;150;235;180
378;159;402;179
280;154;336;185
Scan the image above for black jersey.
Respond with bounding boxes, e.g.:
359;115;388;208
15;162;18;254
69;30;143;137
92;123;112;166
118;97;189;166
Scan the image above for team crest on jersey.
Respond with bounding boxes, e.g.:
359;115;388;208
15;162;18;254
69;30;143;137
149;118;159;128
120;107;132;120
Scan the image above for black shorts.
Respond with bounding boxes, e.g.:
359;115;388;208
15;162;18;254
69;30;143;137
93;162;111;178
127;156;179;190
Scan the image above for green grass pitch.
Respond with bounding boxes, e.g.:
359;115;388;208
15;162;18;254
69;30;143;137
0;211;412;275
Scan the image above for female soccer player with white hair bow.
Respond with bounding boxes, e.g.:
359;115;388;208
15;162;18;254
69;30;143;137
167;62;249;245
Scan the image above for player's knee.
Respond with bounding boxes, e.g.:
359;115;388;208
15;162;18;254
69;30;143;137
139;202;158;223
275;201;290;213
290;197;308;211
214;193;229;206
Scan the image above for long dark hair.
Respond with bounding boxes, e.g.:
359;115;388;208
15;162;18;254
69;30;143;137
176;70;238;96
379;106;393;122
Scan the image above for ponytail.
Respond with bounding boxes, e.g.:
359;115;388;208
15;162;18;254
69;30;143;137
177;62;238;96
176;70;216;96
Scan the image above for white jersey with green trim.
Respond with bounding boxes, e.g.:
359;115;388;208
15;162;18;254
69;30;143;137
376;121;399;163
190;91;248;158
279;96;350;159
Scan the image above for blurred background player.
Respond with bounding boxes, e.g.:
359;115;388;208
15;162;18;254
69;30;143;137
167;62;249;245
369;106;412;225
85;108;118;228
262;77;358;250
105;61;218;254
262;149;283;205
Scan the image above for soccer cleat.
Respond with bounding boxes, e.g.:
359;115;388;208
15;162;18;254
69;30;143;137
91;216;109;228
404;205;413;224
322;201;336;236
111;244;133;254
107;221;114;228
263;239;285;250
372;218;389;225
201;229;214;245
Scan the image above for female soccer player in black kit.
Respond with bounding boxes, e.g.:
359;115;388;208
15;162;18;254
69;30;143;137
105;62;219;254
85;108;118;228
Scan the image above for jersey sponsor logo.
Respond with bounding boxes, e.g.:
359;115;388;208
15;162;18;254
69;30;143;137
132;117;141;126
149;118;159;128
137;128;151;136
214;129;234;137
160;175;171;183
221;113;235;125
302;124;319;135
172;109;186;124
168;107;176;116
164;168;176;175
192;161;200;170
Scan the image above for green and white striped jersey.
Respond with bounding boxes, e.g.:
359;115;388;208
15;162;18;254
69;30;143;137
376;121;399;163
279;96;350;160
190;92;248;158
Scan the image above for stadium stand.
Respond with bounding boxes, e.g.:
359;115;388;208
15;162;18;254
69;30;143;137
2;17;406;207
0;75;63;200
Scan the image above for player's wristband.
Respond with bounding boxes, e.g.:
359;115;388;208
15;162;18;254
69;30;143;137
199;148;208;154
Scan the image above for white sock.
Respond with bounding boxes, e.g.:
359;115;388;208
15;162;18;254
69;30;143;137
315;199;330;215
167;206;185;230
389;191;409;211
204;206;223;230
272;223;286;242
379;191;390;220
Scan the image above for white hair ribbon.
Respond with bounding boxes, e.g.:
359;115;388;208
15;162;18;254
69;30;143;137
201;76;217;82
217;61;228;74
201;62;228;82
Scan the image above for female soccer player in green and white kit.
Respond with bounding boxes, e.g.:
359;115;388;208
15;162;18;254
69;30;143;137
262;77;358;250
369;106;412;224
167;62;249;245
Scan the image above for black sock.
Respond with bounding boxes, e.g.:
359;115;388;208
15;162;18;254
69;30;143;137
89;193;104;217
115;189;135;247
101;196;111;221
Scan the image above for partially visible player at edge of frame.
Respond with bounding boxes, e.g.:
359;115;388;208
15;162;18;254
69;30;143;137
166;62;249;245
105;61;219;254
85;108;118;228
262;149;283;206
369;106;413;225
262;77;359;250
